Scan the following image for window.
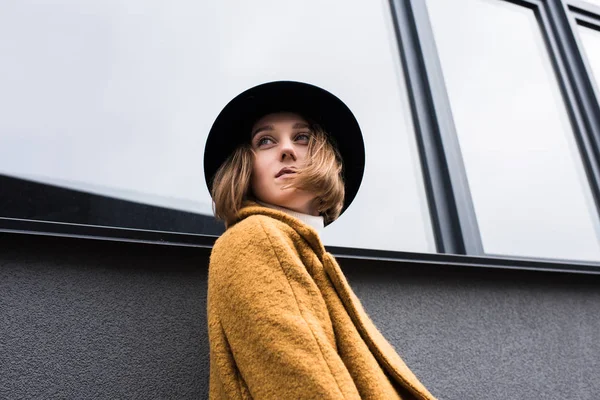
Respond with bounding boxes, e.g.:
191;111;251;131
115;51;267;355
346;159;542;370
0;0;434;252
424;0;600;261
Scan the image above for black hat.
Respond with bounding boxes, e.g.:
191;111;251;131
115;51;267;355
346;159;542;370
204;81;365;216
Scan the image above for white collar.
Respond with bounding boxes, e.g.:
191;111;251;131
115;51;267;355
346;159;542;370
256;201;325;233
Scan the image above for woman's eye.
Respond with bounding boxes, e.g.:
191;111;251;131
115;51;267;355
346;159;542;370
257;137;274;146
295;133;311;143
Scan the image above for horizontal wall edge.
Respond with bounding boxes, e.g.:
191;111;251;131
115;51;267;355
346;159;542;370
1;216;599;275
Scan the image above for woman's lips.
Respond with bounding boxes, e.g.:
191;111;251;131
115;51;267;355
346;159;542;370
275;167;297;178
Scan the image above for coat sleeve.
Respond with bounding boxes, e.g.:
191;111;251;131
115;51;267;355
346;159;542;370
208;216;361;400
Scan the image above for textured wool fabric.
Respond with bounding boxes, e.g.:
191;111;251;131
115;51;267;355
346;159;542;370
207;203;437;400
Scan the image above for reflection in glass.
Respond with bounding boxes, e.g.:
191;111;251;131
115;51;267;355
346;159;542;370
582;0;600;8
0;0;434;252
425;0;600;261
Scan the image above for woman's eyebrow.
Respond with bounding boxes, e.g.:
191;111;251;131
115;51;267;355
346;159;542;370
252;122;309;137
251;125;274;138
293;122;310;129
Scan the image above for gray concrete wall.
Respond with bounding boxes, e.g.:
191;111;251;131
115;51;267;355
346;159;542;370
1;233;598;399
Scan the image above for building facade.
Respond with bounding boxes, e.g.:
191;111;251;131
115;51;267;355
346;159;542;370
2;0;600;398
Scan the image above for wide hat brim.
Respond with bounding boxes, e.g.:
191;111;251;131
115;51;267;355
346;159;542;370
204;81;365;217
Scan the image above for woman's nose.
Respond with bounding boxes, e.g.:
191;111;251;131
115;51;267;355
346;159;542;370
280;140;297;161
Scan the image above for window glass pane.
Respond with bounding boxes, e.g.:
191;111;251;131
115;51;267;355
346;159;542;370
425;0;600;261
0;0;434;252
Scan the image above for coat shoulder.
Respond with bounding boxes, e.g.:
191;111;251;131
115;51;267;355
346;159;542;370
209;214;294;278
214;215;278;244
213;214;288;251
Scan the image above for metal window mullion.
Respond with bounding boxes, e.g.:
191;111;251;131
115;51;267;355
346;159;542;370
566;0;600;16
389;0;484;255
541;0;600;228
570;9;600;121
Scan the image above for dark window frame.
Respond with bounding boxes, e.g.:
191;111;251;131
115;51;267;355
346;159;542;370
567;1;600;115
3;0;600;275
389;0;600;268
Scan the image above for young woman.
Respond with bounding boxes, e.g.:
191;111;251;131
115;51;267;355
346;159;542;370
204;81;436;400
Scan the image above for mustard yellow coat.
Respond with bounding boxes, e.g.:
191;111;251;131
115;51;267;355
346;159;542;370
208;203;436;400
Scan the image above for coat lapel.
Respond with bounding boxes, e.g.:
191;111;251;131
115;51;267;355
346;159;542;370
236;203;436;400
320;253;435;400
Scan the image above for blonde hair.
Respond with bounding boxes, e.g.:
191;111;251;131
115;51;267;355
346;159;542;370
211;124;345;227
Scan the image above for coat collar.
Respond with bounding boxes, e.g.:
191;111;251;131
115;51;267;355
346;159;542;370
236;201;327;256
255;201;325;233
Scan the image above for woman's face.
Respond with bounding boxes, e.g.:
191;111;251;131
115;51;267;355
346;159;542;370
250;112;318;215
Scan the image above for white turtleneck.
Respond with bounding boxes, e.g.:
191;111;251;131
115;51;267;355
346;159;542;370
256;201;325;233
